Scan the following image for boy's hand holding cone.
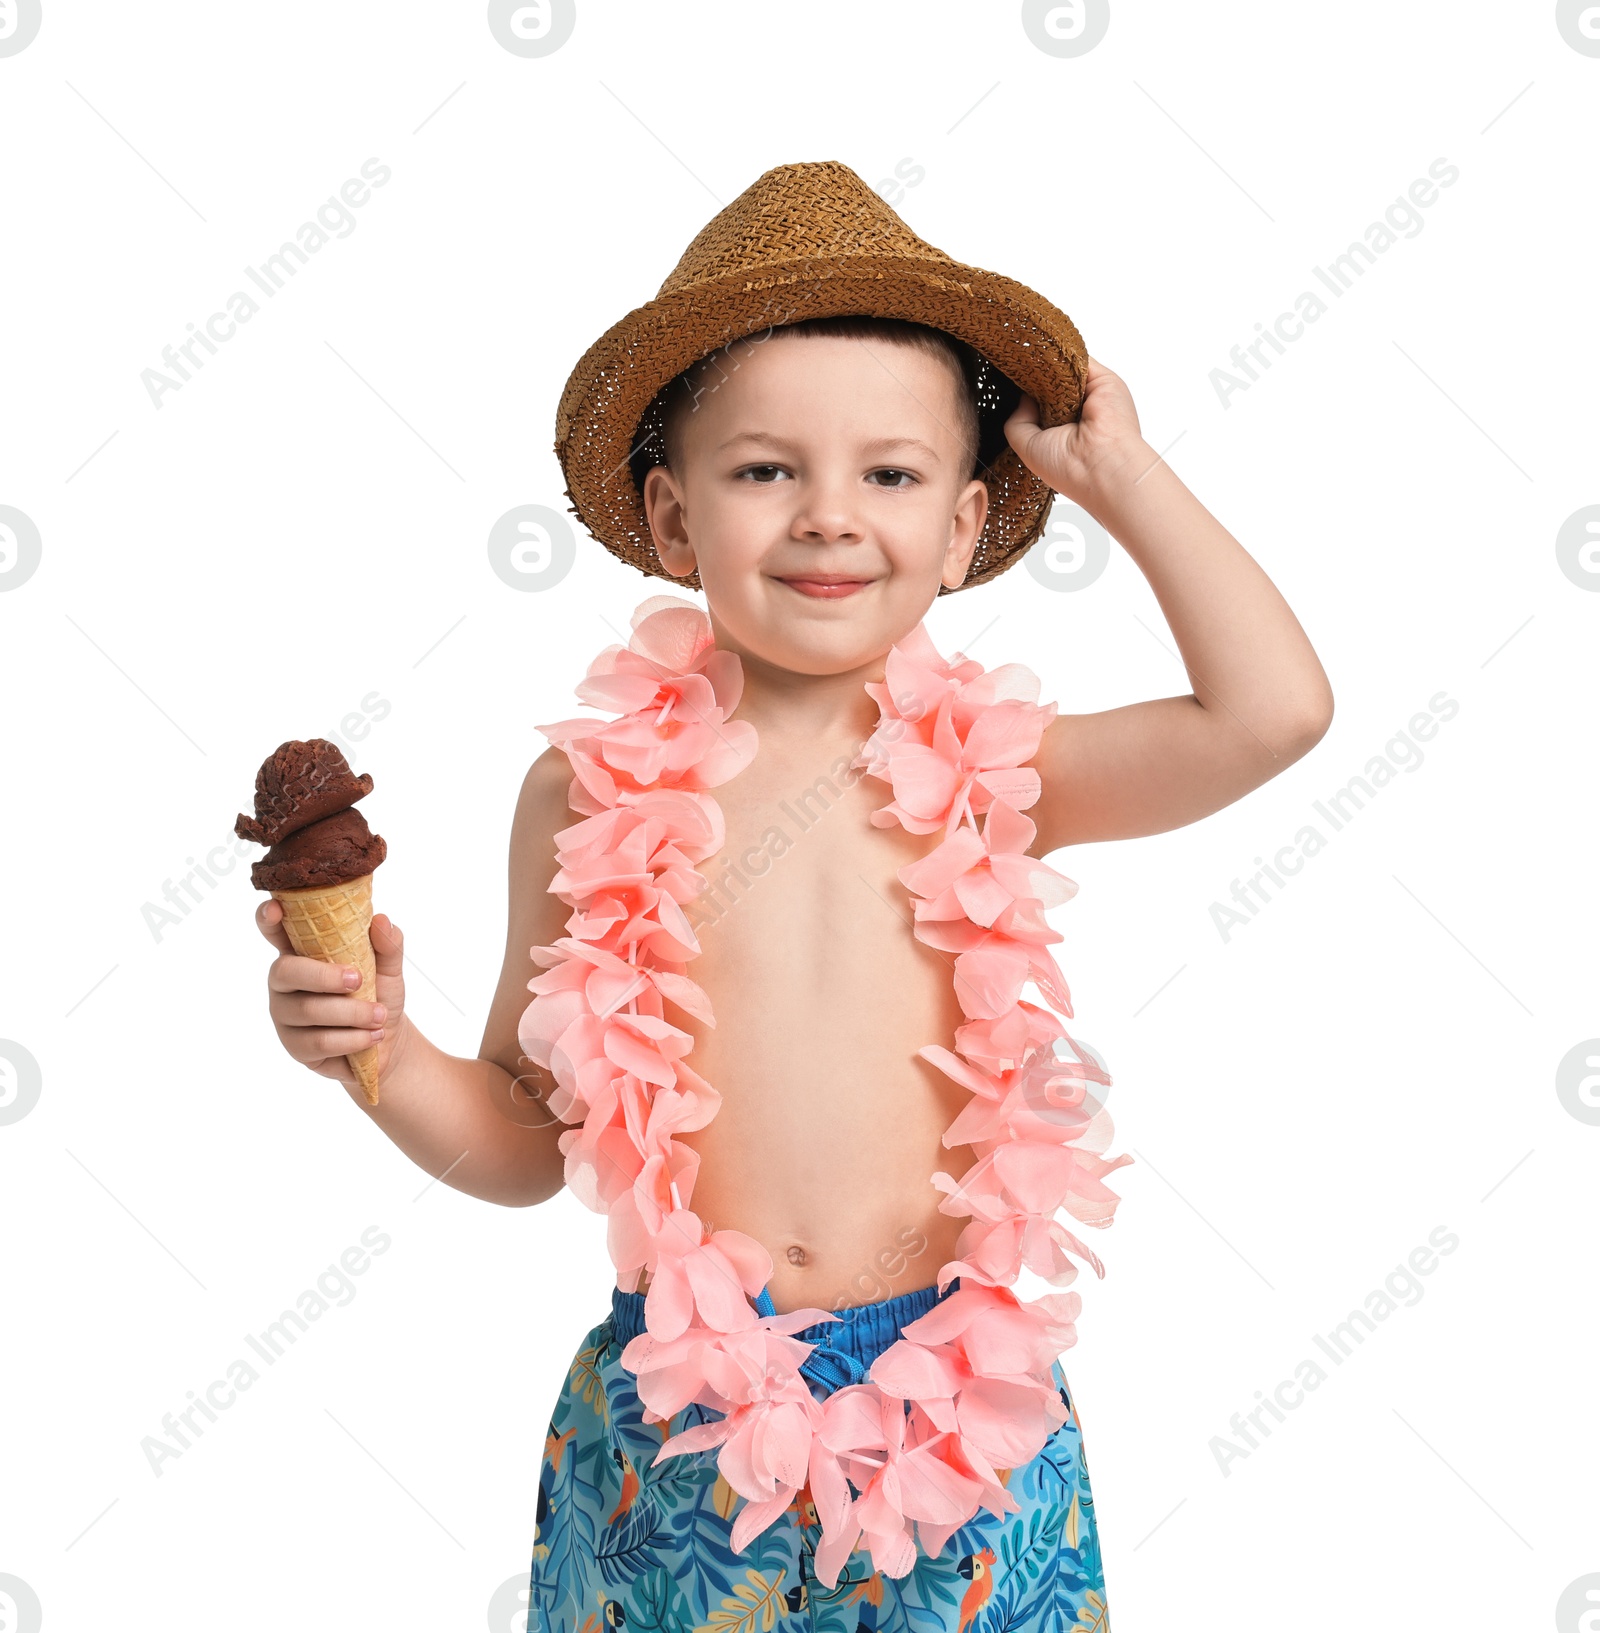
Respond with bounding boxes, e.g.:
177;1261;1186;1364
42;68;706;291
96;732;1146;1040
236;739;397;1105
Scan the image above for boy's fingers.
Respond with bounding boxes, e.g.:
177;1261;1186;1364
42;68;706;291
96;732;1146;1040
1006;390;1040;427
288;1026;386;1063
1080;354;1128;402
256;898;294;955
1003;391;1042;452
267;954;368;995
370;913;404;977
274;993;386;1029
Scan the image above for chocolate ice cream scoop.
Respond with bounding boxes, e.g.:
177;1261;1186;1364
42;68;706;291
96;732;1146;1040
235;738;374;848
250;806;388;892
237;737;388;1106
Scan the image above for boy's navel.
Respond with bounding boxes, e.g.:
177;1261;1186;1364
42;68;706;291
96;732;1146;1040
785;1244;808;1266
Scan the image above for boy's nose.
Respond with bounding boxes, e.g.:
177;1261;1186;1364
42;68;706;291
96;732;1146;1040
789;480;867;545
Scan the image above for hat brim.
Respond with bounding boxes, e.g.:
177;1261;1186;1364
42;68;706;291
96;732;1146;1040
554;254;1087;593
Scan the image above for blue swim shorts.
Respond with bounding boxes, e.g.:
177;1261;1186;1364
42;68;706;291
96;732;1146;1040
527;1278;1110;1632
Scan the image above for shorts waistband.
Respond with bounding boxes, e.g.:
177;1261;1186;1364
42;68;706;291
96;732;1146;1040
609;1276;961;1399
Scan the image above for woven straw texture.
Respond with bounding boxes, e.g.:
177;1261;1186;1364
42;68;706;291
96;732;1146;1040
273;873;380;1105
554;160;1087;594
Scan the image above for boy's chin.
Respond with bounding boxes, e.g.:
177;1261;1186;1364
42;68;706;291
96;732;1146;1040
713;589;941;676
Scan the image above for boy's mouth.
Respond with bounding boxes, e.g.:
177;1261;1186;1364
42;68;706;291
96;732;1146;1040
775;573;875;600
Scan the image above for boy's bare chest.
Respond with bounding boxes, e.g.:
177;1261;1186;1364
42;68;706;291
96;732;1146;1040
684;741;925;940
670;734;969;1204
640;737;977;1305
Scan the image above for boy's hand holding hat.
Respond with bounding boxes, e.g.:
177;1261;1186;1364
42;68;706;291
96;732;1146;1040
1003;357;1154;508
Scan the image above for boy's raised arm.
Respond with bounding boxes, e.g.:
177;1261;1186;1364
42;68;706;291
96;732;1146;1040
1009;359;1335;853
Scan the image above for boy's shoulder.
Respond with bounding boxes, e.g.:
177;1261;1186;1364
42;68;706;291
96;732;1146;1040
510;746;574;861
520;743;571;801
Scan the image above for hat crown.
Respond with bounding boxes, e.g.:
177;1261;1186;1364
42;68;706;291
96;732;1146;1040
655;160;952;298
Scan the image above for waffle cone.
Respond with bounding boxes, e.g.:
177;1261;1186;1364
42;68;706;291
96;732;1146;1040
272;873;381;1105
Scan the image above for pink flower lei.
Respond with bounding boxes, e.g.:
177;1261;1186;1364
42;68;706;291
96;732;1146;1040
519;595;1131;1589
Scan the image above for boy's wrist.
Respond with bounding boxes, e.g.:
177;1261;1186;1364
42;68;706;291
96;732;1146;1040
1066;435;1161;515
362;1010;421;1109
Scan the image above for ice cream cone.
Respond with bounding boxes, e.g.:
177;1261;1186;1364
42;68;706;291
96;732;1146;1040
272;873;381;1105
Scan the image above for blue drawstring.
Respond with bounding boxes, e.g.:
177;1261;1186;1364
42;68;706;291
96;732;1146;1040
752;1281;948;1397
612;1278;959;1400
799;1344;870;1393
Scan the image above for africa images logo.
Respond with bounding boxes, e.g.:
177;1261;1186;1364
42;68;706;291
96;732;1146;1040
0;0;42;56
0;505;43;592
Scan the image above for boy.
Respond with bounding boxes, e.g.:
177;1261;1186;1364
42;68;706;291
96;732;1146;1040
253;162;1332;1629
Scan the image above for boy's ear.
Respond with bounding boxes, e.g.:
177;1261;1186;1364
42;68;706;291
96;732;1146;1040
940;477;988;589
641;464;698;579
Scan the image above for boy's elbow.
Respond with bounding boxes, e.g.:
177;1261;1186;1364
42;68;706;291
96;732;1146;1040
1279;684;1335;761
510;1172;569;1209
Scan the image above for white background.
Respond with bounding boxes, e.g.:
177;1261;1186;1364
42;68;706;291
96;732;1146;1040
2;2;1597;1629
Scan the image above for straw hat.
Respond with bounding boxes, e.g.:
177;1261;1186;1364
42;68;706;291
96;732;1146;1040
553;159;1088;593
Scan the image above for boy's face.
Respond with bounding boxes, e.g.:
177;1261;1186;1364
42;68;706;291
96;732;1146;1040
640;332;988;678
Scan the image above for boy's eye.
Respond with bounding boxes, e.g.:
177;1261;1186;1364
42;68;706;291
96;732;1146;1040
734;464;919;488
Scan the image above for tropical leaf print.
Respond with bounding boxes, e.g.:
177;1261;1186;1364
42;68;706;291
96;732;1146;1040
532;1316;1109;1633
708;1470;742;1521
853;1583;929;1633
595;1495;678;1593
892;1543;966;1626
1073;1471;1104;1591
627;1565;697;1633
1008;1504;1066;1578
676;1498;775;1618
701;1568;790;1633
569;1336;612;1425
536;1436;600;1608
918;1498;1106;1633
646;1456;722;1529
